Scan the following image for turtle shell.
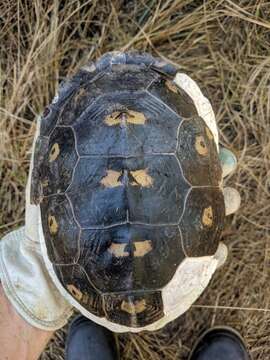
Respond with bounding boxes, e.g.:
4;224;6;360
31;51;225;330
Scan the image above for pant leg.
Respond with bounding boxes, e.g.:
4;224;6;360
65;316;118;360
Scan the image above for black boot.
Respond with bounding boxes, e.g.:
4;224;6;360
65;315;119;360
188;326;251;360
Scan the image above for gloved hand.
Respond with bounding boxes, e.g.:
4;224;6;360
0;116;73;331
0;73;240;331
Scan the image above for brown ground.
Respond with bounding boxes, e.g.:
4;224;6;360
1;1;270;359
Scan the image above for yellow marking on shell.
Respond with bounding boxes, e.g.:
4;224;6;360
165;80;178;93
104;112;122;126
121;299;146;314
67;285;83;301
82;294;89;304
49;143;60;162
42;179;49;187
108;243;129;257
100;170;122;188
195;136;208;156
127;111;146;124
134;240;152;257
202;206;213;227
48;215;58;235
130;169;153;188
104;111;146;126
205;127;214;140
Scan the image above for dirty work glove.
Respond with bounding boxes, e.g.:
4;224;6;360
0;73;240;331
0;117;73;331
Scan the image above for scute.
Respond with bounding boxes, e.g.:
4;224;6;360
57;67;157;128
77;224;185;292
31;136;49;204
54;264;104;316
125;155;190;224
179;188;225;257
72;91;181;156
40;81;78;137
67;155;190;227
38;126;78;197
86;65;158;93
148;77;198;118
39;104;59;137
103;291;164;327
41;194;80;264
67;157;127;227
176;118;222;186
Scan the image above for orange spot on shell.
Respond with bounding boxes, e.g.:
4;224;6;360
48;215;58;235
130;169;153;187
67;284;83;301
104;111;146;126
121;299;146;314
202;206;213;227
100;170;122;188
195;136;208;156
133;240;152;257
49;143;60;162
165;80;178;93
108;243;129;257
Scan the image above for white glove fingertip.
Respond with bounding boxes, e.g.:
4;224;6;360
219;147;237;178
223;187;241;216
214;242;228;269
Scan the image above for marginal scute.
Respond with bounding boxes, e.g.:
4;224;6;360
30;136;49;204
39;80;78;137
39;105;59;137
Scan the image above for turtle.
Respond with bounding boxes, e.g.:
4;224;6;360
30;51;233;333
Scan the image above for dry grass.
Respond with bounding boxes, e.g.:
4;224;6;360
1;0;270;359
